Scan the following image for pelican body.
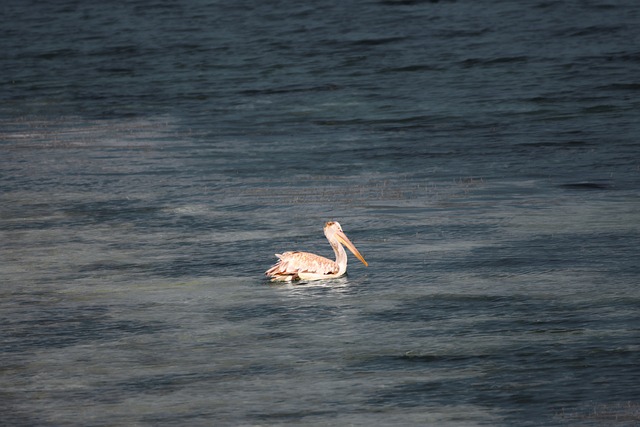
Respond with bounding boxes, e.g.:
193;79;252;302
265;221;368;282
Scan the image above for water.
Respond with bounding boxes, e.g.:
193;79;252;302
2;0;639;425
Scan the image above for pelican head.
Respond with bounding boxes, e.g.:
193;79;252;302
324;221;368;267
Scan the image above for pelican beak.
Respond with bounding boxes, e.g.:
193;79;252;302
336;230;369;267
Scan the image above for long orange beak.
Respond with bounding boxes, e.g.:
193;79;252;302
336;230;368;267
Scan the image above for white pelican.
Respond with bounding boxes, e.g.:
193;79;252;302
265;221;368;282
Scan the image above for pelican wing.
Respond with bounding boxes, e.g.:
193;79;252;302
265;251;339;281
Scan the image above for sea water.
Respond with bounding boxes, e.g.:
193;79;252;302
1;1;639;425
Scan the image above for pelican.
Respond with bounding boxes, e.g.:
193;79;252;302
265;221;368;282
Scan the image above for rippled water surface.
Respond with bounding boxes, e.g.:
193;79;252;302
2;1;640;425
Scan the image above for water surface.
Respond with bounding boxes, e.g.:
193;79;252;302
2;1;639;425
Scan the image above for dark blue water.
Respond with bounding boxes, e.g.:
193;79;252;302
2;1;639;425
